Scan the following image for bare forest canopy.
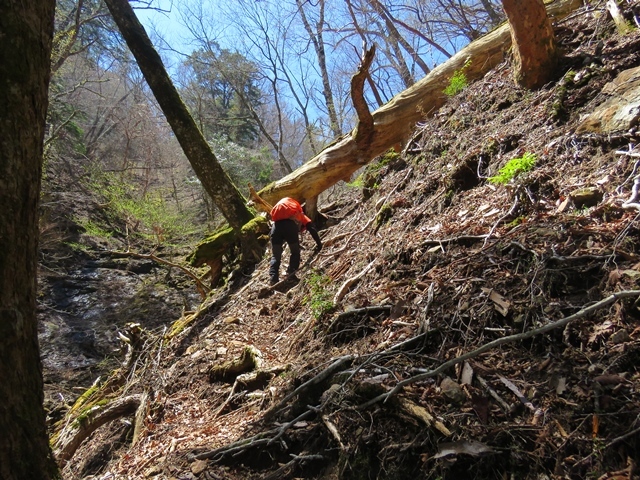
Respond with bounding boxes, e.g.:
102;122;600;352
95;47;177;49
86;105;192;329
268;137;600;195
255;0;583;206
45;0;515;243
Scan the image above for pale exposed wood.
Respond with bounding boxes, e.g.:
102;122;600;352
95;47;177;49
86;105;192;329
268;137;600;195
351;45;376;151
607;0;633;34
398;398;452;436
256;0;582;206
248;183;273;213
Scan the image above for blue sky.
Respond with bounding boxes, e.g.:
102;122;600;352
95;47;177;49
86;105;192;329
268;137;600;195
135;1;193;56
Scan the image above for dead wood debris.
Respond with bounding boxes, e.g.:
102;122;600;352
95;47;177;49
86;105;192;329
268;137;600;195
63;8;640;479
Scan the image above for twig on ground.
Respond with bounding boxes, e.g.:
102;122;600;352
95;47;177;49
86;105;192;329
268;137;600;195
483;191;521;247
358;290;640;409
321;414;346;450
573;415;640;469
264;355;354;419
498;375;544;425
622;176;640;210
261;453;325;480
422;234;489;249
192;407;317;462
476;374;511;413
333;259;376;304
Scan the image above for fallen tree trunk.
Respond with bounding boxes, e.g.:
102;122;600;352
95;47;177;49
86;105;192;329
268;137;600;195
256;0;582;207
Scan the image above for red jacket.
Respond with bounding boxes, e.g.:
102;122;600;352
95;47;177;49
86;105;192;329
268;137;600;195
270;197;311;226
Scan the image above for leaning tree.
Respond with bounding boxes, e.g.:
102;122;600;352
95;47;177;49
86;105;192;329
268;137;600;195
104;0;268;271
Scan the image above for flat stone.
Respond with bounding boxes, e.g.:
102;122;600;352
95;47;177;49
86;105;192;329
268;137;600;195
577;66;640;133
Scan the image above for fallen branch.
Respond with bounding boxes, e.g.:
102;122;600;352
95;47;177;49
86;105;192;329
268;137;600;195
256;0;582;205
322;414;345;450
247;183;274;213
333;259;376;304
194;332;436;464
264;355;354;419
622;176;640;211
498;375;544;425
477;374;511;413
573;420;640;469
192;406;317;462
421;234;488;248
106;249;208;299
359;290;640;409
484;190;521;247
398;398;451;436
326;304;392;339
261;453;325;480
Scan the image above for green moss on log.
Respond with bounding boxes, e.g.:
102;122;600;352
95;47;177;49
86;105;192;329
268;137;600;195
188;225;236;267
240;215;269;238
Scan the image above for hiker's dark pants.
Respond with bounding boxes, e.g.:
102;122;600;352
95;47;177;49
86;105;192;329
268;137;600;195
269;219;300;281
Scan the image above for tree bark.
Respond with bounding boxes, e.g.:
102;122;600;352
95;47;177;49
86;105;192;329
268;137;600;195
0;1;59;479
103;0;255;233
256;0;580;206
502;0;559;89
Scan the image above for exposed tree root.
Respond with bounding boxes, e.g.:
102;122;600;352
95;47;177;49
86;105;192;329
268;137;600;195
359;290;640;408
55;394;142;465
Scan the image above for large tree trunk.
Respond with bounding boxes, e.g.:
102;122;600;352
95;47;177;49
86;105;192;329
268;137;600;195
256;0;580;207
502;0;559;89
0;1;59;479
104;0;255;233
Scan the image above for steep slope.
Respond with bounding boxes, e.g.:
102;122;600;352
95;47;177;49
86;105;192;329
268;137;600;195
58;6;640;480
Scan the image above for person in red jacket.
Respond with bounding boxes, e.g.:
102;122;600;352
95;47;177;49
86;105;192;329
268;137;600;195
269;197;322;285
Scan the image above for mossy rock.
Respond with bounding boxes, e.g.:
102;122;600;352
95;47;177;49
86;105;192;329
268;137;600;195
570;187;603;208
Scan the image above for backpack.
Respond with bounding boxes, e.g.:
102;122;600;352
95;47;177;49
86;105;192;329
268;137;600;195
270;197;311;225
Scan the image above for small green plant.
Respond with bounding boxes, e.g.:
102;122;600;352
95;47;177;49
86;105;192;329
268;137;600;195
506;216;526;228
444;59;471;97
86;172;198;246
375;203;394;229
64;241;90;253
79;219;113;239
304;269;334;320
488;152;537;185
347;174;365;188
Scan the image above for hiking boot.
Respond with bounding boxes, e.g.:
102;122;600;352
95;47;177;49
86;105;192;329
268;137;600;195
269;276;279;286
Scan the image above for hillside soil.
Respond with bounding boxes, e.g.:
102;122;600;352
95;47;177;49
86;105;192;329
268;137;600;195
43;5;640;480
